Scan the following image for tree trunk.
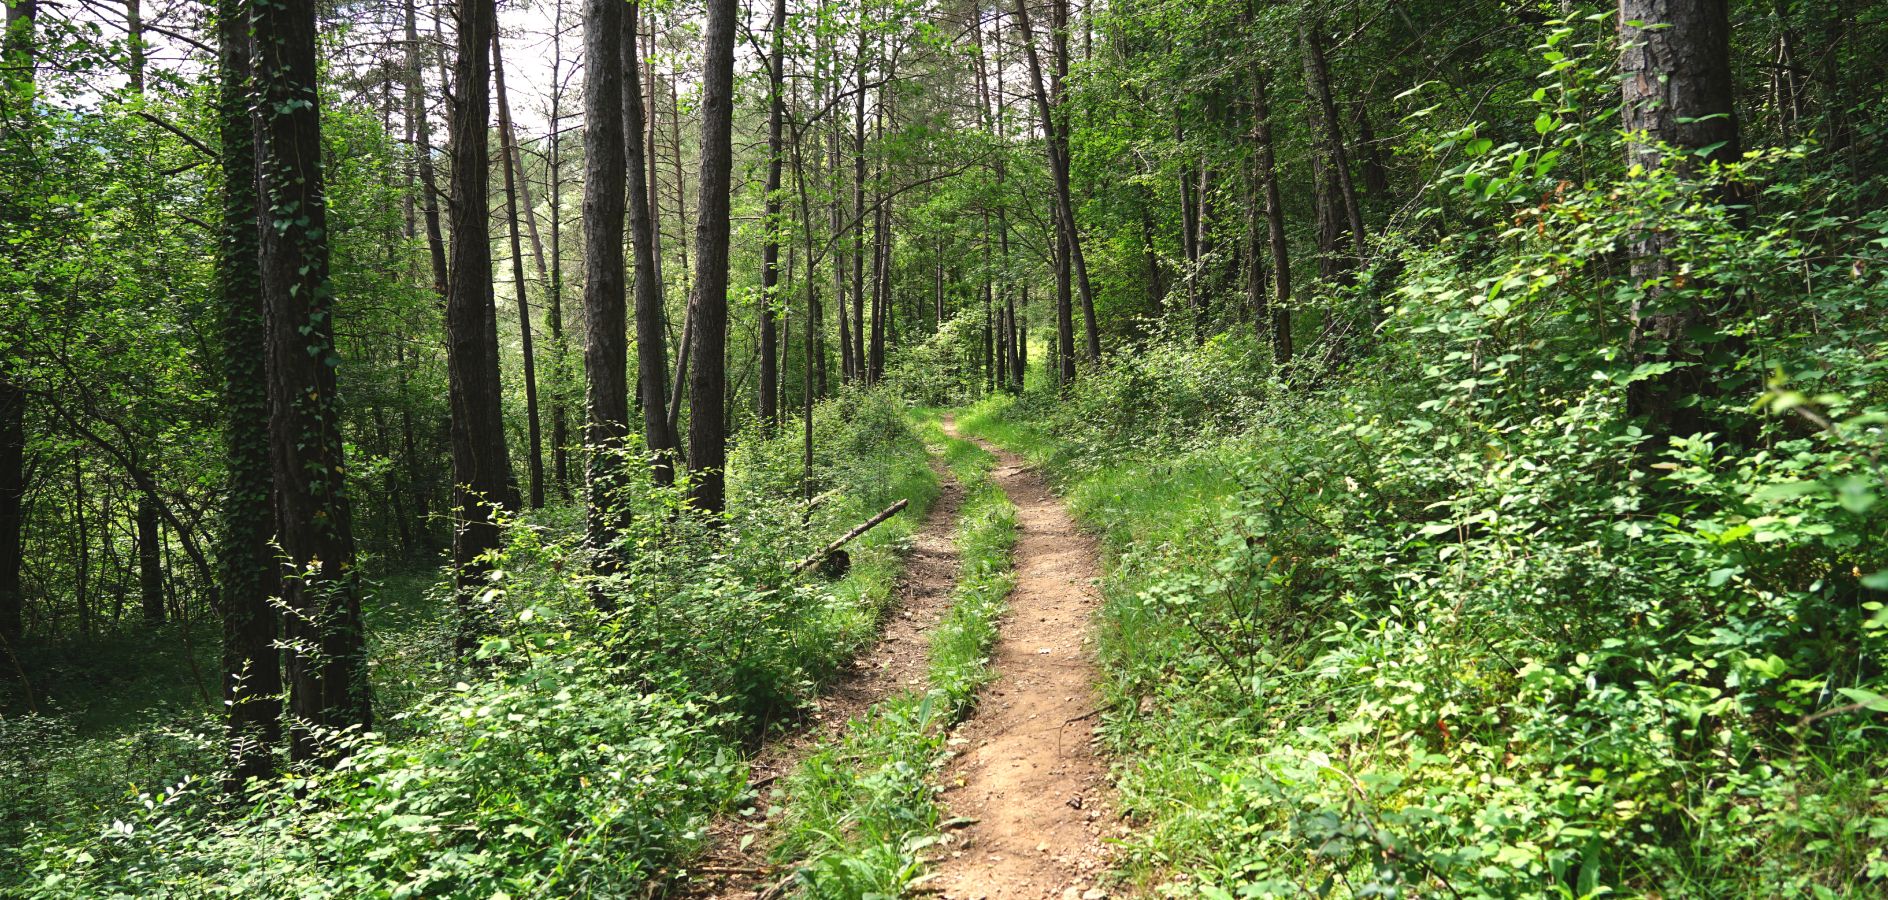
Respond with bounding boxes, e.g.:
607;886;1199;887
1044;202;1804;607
1013;0;1097;370
547;0;571;496
1300;18;1367;266
851;38;868;385
0;375;21;644
2;0;37;647
251;0;371;762
582;0;631;584
443;0;512;651
623;2;676;486
137;491;163;625
687;0;738;515
1252;69;1293;365
1054;224;1075;387
1619;0;1740;439
493;37;545;510
404;0;448;301
758;0;787;428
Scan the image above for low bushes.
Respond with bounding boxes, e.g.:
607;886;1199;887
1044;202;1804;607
13;390;940;898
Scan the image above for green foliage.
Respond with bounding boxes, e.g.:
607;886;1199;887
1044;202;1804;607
11;392;943;897
956;43;1888;890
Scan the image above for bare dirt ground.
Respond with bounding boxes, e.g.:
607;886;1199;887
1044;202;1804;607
930;431;1116;900
681;455;966;899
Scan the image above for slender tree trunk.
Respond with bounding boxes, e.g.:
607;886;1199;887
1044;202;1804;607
1352;99;1389;199
1301;17;1367;264
137;491;162;625
582;0;631;586
623;2;676;486
758;0;787;427
1619;0;1740;439
1054;221;1075;386
1252;69;1293;365
547;0;571;496
443;0;512;651
687;0;738;515
851;36;867;384
1013;0;1097;370
494;37;545;510
0;375;21;644
404;0;448;301
251;0;371;762
73;461;90;636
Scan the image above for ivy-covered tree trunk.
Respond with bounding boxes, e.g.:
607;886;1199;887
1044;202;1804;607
582;0;630;582
443;0;514;652
686;0;738;515
1;0;40;648
215;0;281;791
1619;0;1741;440
250;0;371;762
624;1;676;487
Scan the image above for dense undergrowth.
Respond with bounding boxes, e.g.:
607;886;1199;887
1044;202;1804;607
954;102;1888;900
763;412;1017;897
9;391;939;897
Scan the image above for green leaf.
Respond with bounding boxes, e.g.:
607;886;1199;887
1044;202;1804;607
1837;688;1888;712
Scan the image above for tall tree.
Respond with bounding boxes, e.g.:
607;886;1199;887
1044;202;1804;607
215;0;281;789
1619;0;1741;439
582;0;631;577
547;0;572;495
403;0;448;300
686;0;739;514
443;0;512;650
624;1;676;485
493;36;545;510
758;0;787;428
1250;68;1292;364
1013;0;1096;372
1300;17;1367;267
251;0;371;761
1;0;40;647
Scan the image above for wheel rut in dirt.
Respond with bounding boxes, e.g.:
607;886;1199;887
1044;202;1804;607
932;428;1114;900
684;454;966;898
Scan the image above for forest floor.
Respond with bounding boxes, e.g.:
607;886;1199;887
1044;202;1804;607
684;452;968;898
682;423;1117;899
929;429;1115;900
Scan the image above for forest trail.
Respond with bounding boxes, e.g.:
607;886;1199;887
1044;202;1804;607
685;453;966;898
932;427;1114;900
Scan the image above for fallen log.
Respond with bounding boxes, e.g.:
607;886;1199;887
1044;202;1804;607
791;498;910;576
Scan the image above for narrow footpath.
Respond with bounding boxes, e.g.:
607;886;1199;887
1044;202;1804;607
932;430;1115;900
684;456;965;898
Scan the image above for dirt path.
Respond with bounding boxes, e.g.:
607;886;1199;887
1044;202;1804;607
683;455;965;898
932;430;1115;900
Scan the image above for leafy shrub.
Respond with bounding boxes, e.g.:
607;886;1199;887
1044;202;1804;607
13;390;944;897
956;26;1888;893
